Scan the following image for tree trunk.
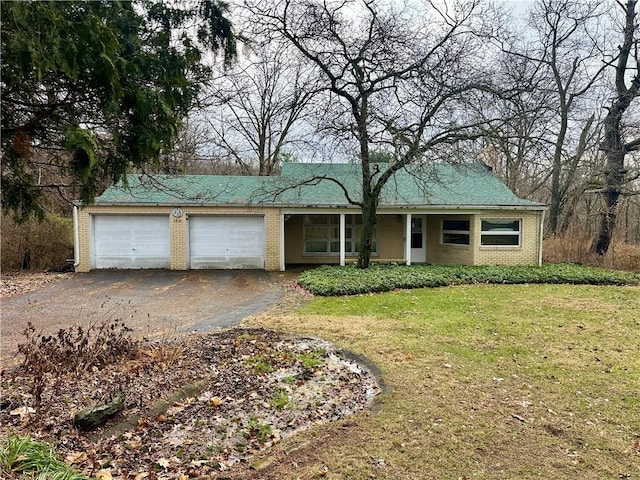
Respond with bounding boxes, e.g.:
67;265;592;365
357;192;377;269
590;0;637;255
591;151;625;254
548;153;563;235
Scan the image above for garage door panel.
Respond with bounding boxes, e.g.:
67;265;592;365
189;216;264;269
93;216;170;269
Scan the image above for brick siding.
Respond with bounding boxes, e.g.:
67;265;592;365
76;206;543;272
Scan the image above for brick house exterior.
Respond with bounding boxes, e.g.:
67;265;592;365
73;163;546;272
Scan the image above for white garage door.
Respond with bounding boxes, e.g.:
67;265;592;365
93;215;170;269
189;216;264;269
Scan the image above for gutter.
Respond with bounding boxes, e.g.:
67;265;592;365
82;201;548;211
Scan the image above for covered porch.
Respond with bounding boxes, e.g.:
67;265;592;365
279;209;543;270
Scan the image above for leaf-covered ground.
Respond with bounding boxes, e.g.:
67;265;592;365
0;327;379;479
1;272;72;298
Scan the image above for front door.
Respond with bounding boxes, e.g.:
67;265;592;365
410;215;426;263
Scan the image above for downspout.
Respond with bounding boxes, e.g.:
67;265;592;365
279;213;286;272
73;205;80;268
538;209;545;267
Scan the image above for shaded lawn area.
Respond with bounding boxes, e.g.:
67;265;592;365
243;284;640;480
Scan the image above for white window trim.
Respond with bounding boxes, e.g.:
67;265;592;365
303;214;339;255
480;218;522;247
441;218;470;246
303;214;378;256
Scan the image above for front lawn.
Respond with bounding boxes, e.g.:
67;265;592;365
244;282;640;479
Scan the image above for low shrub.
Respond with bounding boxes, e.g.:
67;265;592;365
0;435;89;480
544;234;640;273
17;319;140;414
1;212;73;272
297;263;640;296
605;242;640;273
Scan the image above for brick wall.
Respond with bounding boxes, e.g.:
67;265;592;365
475;211;541;266
76;205;282;272
377;215;405;260
76;206;543;272
426;211;542;266
426;215;475;265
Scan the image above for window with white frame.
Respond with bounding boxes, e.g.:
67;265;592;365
442;219;470;245
303;214;377;255
481;219;521;246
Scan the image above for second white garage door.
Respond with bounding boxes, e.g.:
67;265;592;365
189;216;265;269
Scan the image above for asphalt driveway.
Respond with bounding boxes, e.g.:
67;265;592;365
1;270;289;368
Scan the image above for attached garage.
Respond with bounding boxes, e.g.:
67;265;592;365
92;215;170;269
189;216;265;269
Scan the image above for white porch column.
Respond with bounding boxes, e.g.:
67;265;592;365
538;209;545;267
405;213;412;265
339;213;346;266
279;213;286;271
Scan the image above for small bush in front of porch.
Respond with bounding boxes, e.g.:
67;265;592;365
297;263;640;296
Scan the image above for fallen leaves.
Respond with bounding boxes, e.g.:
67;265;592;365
9;406;35;418
0;272;71;298
65;451;88;464
1;328;380;479
96;469;113;480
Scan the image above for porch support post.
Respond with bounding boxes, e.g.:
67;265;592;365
405;213;412;266
279;213;286;271
339;213;346;266
538;209;545;267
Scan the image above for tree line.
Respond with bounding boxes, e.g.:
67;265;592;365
2;0;638;268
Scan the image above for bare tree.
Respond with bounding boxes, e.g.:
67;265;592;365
202;40;319;175
591;0;640;254
247;0;502;268
474;50;556;199
498;0;607;235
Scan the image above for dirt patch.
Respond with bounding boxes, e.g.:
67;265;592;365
0;326;380;479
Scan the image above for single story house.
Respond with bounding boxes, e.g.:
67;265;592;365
72;162;547;272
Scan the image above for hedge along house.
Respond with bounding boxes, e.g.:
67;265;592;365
73;162;547;272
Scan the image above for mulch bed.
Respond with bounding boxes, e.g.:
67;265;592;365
0;327;379;479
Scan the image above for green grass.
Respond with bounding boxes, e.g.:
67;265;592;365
246;354;274;374
246;283;640;479
295;349;326;370
297;263;640;296
0;435;90;479
245;416;273;443
269;388;292;411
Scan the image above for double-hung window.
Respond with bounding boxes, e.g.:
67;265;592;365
442;219;470;245
481;219;521;246
303;214;377;255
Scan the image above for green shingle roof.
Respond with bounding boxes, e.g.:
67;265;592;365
94;162;544;208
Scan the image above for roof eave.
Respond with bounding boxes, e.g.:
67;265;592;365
84;201;547;211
